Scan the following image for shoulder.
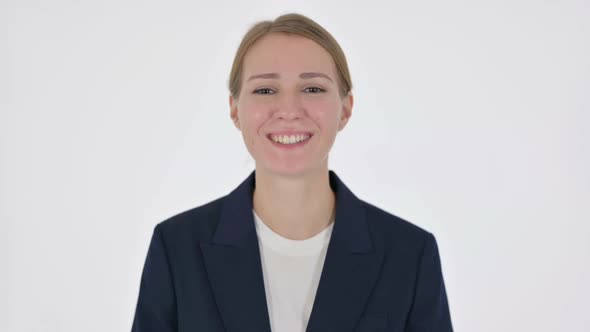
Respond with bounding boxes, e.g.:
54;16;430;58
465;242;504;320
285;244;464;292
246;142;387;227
360;199;435;252
154;196;226;244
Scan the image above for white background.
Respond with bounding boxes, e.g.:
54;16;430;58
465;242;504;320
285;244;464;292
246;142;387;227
2;0;589;331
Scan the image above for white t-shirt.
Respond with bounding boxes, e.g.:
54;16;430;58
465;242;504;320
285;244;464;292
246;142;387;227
253;209;334;332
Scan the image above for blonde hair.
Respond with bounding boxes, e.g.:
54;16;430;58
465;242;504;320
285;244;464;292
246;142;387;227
228;13;352;99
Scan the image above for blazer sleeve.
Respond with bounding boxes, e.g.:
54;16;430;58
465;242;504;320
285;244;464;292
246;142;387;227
405;232;453;332
132;224;177;332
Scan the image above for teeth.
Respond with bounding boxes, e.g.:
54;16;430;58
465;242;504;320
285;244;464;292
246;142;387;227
270;134;311;145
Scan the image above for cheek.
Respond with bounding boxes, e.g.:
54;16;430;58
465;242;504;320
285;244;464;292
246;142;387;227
308;99;341;130
239;103;266;129
238;104;268;149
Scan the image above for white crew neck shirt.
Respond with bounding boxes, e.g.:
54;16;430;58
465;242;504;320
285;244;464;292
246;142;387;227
253;209;334;332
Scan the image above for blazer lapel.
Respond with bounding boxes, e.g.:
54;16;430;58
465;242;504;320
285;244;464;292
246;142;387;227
305;171;385;331
201;170;384;332
200;171;271;332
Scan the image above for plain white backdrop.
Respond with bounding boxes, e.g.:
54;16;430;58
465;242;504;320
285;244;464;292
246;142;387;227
1;0;589;331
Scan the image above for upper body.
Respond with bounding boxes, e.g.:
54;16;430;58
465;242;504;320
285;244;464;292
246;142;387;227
132;13;453;332
132;170;453;332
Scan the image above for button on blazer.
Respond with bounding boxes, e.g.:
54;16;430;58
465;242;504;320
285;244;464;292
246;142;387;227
132;170;453;332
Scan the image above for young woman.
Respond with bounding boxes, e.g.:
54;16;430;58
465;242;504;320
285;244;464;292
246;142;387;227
132;13;453;332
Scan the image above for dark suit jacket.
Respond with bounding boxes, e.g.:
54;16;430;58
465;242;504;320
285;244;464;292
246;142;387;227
132;170;453;332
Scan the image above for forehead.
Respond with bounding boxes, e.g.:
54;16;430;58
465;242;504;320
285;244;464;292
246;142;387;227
242;33;337;77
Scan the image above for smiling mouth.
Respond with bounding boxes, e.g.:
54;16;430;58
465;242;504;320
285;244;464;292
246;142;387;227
267;133;313;145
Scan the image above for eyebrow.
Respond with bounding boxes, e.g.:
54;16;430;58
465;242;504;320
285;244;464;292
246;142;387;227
247;72;334;82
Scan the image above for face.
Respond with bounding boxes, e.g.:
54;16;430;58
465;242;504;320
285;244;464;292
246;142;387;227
229;32;353;178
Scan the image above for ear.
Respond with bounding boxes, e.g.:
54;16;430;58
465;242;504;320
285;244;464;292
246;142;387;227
338;91;353;131
229;95;241;130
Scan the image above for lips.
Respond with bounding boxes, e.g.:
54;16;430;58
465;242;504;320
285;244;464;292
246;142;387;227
266;131;314;137
266;132;313;148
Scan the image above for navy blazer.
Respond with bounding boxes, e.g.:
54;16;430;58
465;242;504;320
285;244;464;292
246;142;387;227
132;170;453;332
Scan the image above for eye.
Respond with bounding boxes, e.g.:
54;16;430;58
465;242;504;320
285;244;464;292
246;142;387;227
253;88;275;95
304;87;325;93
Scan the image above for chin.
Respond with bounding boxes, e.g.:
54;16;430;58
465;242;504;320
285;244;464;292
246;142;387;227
257;160;326;178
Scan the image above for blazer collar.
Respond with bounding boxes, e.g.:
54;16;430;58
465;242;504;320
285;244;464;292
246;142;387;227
211;169;372;253
200;169;383;332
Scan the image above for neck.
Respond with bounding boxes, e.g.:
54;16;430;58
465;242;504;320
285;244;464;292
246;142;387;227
252;166;336;241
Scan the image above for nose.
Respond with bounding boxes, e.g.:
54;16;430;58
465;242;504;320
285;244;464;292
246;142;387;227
273;92;305;120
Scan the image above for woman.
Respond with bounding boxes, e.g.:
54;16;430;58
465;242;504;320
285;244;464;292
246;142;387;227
132;13;453;332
